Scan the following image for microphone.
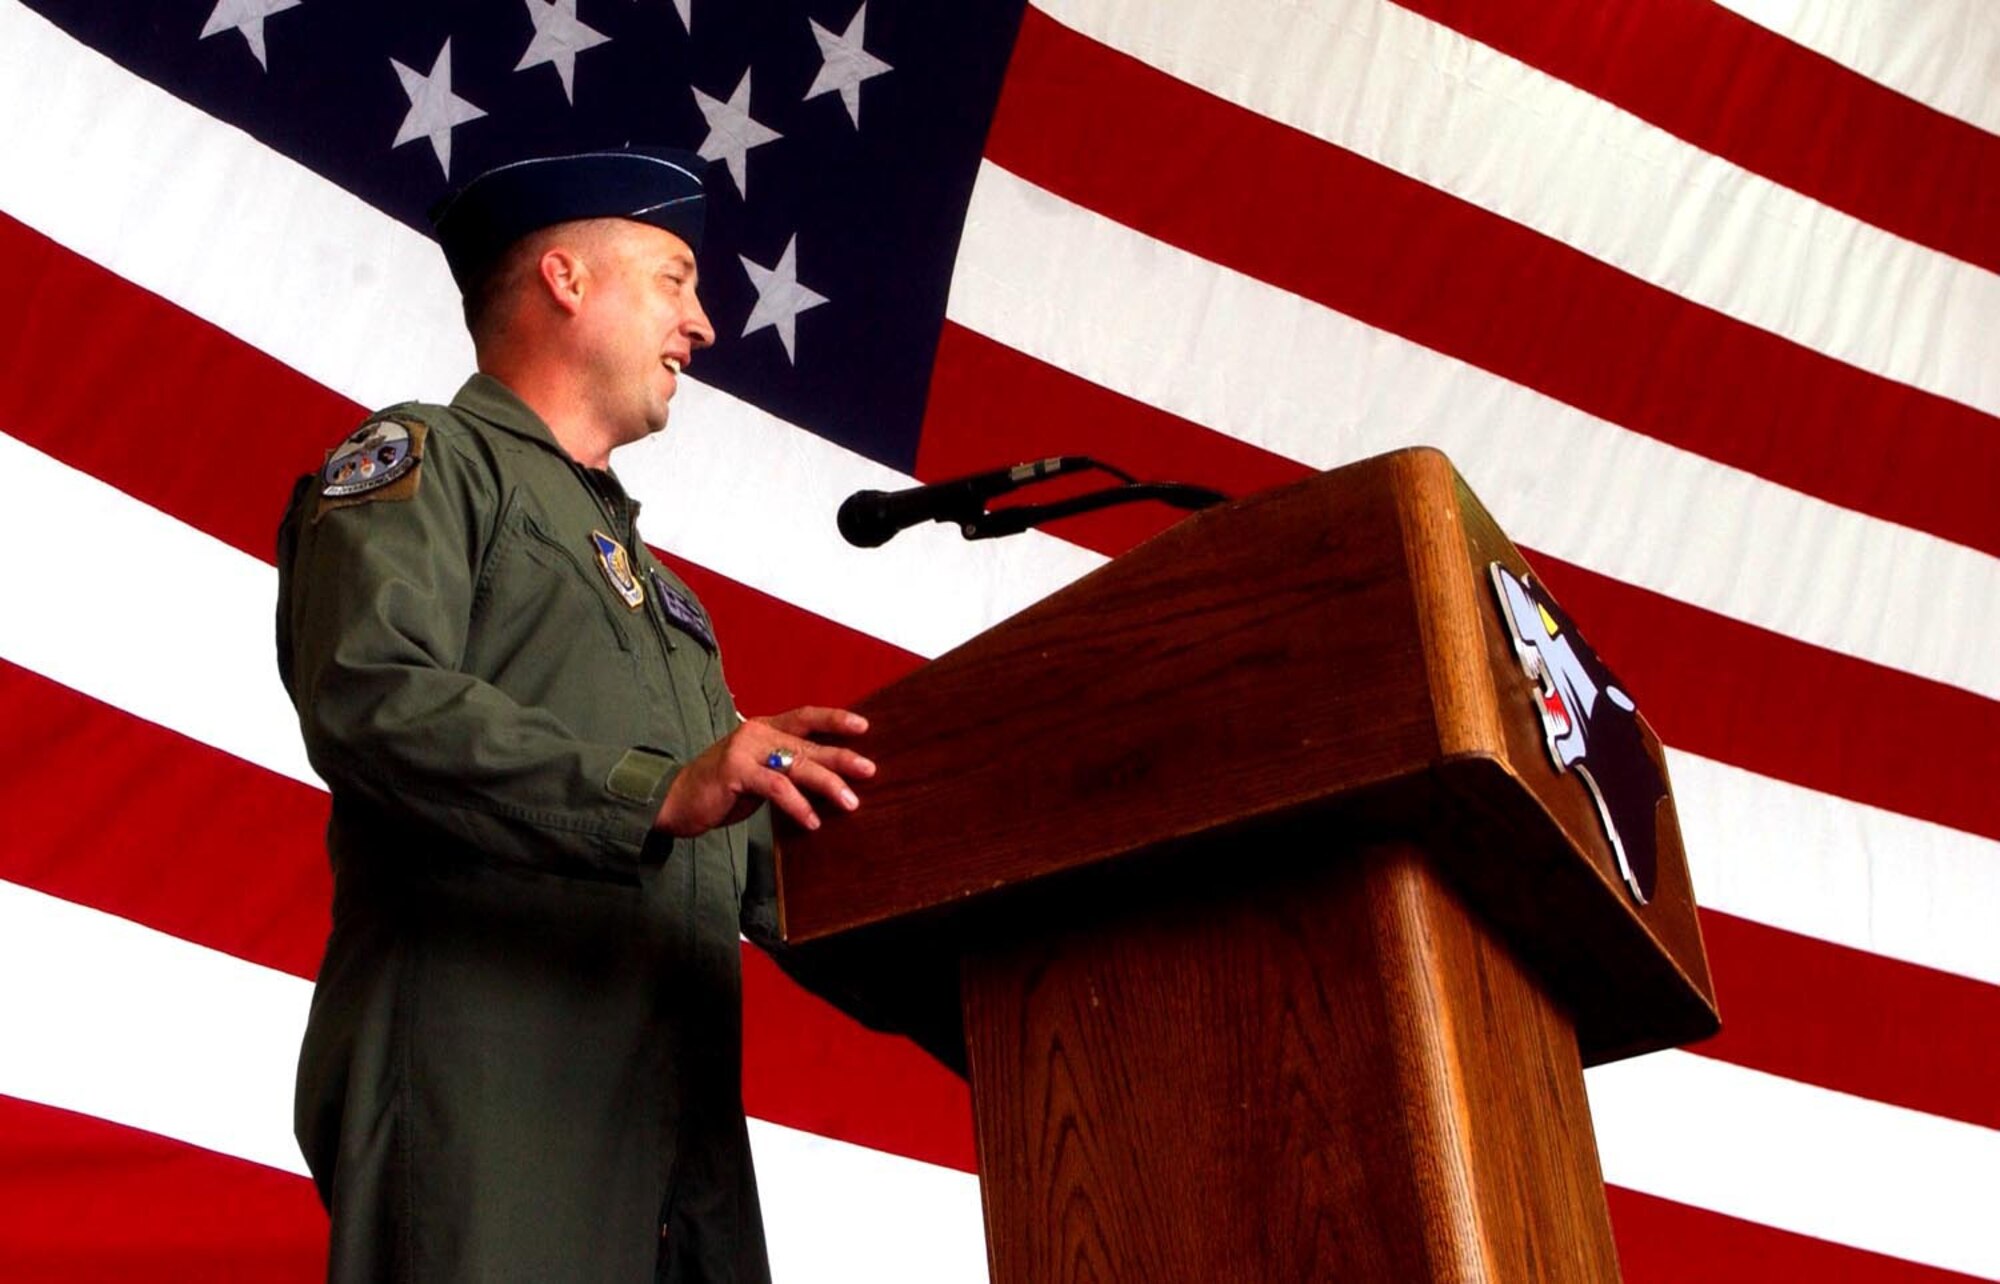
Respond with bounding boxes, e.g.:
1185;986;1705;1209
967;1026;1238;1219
837;457;1081;548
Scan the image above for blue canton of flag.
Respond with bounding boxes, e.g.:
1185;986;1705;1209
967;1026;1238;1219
26;0;1027;471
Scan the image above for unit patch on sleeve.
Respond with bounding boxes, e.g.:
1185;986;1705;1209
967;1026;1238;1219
315;419;426;519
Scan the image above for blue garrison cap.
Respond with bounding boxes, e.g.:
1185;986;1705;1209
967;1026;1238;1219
429;147;708;294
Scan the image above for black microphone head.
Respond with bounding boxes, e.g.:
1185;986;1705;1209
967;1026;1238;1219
836;490;895;548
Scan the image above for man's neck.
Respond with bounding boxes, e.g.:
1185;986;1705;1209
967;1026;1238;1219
480;360;619;470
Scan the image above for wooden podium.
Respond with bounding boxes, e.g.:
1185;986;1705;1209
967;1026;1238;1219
776;448;1718;1282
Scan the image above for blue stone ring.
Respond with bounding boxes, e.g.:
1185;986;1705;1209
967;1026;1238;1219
764;747;798;774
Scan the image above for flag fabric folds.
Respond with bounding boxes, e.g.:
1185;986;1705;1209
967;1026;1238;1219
0;0;1995;1279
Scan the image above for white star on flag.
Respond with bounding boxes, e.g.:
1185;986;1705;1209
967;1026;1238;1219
693;70;781;197
667;0;691;33
198;0;301;71
513;0;609;104
804;3;890;128
390;38;486;177
738;235;827;363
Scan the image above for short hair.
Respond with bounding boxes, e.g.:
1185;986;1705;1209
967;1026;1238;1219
461;219;627;348
461;237;538;345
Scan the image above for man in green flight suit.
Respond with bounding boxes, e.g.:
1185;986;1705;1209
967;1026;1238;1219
275;147;873;1282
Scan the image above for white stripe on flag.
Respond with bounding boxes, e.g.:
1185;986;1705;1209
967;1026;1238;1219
949;162;2000;702
754;1122;987;1284
1708;0;2000;136
4;428;1998;995
1589;1049;2000;1279
0;433;318;789
0;878;991;1282
1030;0;2000;420
0;879;312;1175
1672;749;2000;988
607;383;1106;662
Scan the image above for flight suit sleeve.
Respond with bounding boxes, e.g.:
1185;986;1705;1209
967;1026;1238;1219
278;423;675;884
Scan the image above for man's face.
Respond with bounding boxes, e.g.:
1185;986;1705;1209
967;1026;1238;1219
570;220;715;443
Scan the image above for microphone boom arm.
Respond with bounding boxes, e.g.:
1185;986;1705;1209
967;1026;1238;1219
836;456;1229;547
958;480;1228;540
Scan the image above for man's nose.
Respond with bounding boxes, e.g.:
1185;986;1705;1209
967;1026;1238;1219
686;294;716;351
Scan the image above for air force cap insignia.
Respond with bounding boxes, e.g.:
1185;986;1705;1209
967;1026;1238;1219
1489;562;1666;904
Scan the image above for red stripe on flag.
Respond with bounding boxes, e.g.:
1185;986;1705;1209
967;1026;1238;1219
917;324;1305;553
1396;0;2000;275
984;11;2000;562
5;214;357;565
661;557;923;714
741;949;977;1174
923;326;2000;845
0;1095;325;1283
1694;910;2000;1133
1528;557;1996;849
0;660;330;979
1607;1186;1992;1284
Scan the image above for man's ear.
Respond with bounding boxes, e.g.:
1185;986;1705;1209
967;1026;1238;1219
537;246;589;317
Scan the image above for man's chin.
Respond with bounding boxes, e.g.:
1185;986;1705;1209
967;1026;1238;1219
607;413;670;457
637;397;673;438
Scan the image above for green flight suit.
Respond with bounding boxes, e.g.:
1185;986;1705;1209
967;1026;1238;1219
276;373;781;1283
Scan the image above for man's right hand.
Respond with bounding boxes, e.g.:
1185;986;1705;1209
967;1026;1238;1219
655;706;874;838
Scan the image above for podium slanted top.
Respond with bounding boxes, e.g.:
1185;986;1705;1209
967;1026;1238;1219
778;447;1717;1066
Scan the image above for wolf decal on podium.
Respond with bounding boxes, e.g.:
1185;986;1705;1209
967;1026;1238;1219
1489;563;1665;903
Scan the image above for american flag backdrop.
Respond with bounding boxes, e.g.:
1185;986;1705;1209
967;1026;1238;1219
0;0;1996;1278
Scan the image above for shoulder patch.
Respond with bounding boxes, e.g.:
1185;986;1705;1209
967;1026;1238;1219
315;419;427;520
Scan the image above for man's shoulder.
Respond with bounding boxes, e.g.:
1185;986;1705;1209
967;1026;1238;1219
339;397;522;479
362;399;478;451
284;399;504;530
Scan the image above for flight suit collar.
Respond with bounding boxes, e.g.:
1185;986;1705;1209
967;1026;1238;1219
451;373;644;525
451;372;567;455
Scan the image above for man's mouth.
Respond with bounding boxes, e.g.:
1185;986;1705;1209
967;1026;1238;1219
663;356;683;375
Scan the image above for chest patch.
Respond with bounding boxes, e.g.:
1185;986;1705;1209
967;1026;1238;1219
590;530;645;609
650;569;717;652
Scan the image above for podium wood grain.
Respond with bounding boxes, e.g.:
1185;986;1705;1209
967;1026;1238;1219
962;845;1619;1283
